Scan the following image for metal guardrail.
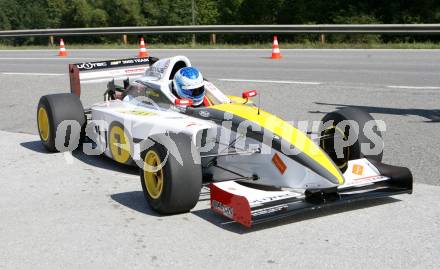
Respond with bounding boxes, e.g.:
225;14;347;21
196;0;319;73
1;24;440;37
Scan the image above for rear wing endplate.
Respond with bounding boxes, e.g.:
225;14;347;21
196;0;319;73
69;57;158;97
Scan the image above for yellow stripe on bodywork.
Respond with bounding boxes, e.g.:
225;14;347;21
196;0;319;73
211;103;344;184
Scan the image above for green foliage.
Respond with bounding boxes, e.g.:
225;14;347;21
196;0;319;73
0;0;23;30
47;0;67;28
217;0;243;24
91;8;108;27
0;0;439;45
102;0;143;26
331;15;381;43
239;0;283;24
142;0;165;25
64;0;95;27
0;9;10;30
195;0;218;25
142;0;193;26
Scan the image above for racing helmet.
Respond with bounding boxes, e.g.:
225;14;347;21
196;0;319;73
173;67;205;106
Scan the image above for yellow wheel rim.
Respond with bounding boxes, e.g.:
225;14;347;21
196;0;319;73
38;107;50;141
109;125;131;164
143;150;164;199
321;125;350;169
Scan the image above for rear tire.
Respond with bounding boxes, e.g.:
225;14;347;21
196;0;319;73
319;107;383;172
37;93;85;152
140;135;202;214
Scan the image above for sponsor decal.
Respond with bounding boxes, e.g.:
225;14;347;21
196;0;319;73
110;60;122;66
149;66;167;74
117;109;156;116
341;175;388;188
77;61;108;70
75;58;150;71
125;68;147;74
122;58;150;65
212;200;234;218
185;122;198;128
165;116;185;119
146;91;160;98
250;192;296;204
252;204;288;216
272;153;287;175
145;59;170;78
199;110;210;118
352;164;364;176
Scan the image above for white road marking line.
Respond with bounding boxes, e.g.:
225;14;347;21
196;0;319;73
1;72;64;76
387;85;440;90
218;78;322;85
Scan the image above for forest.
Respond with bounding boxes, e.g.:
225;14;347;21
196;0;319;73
1;0;439;44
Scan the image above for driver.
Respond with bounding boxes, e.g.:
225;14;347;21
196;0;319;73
173;67;207;107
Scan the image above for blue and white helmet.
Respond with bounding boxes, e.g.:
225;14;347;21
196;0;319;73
173;67;205;106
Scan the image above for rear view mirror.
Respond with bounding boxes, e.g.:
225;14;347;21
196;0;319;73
242;90;257;99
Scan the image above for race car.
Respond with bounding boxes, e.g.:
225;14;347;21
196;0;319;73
36;55;412;227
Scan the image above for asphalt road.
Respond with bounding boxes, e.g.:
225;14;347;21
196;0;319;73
0;49;439;268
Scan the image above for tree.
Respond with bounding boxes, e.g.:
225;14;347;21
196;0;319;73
1;0;439;45
0;9;10;30
103;0;143;26
195;0;218;25
217;0;243;24
46;0;68;28
23;0;50;29
0;0;23;29
239;0;284;24
64;0;95;27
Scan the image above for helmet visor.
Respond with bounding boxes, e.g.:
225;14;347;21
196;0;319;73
181;85;205;99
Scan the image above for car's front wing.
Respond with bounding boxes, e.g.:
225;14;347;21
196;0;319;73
210;159;413;227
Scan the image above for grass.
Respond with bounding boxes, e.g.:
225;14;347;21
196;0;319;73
0;42;439;50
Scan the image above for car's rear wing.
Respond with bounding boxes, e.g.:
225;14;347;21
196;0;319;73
69;57;159;97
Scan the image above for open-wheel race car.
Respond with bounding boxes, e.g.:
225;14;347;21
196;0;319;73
36;56;412;227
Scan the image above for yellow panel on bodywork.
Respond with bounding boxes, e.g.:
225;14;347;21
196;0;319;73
211;103;344;184
116;108;157;117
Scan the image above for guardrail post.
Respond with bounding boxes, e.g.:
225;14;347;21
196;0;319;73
320;33;326;44
210;33;216;46
49;35;54;46
192;34;196;47
122;34;128;45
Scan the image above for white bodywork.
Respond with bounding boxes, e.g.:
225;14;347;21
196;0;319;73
90;100;217;162
86;55;368;191
88;56;228;162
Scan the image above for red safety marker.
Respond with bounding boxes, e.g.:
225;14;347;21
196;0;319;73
58;38;67;57
138;37;149;58
271;35;282;59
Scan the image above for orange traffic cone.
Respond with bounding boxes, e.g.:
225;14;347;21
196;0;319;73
138;37;149;58
58;38;67;57
271;35;282;59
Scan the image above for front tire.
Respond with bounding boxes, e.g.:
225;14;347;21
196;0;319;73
319;107;383;172
140;135;202;214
